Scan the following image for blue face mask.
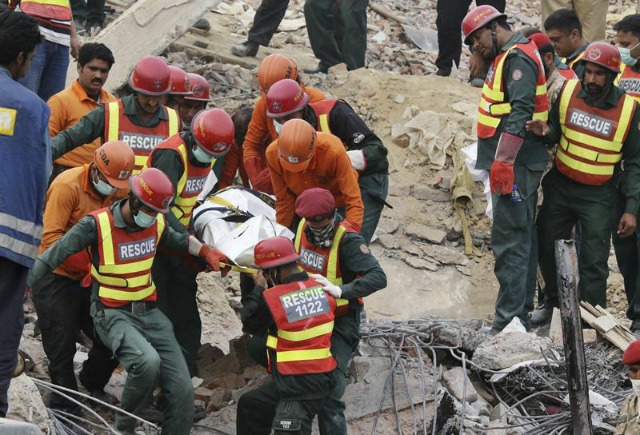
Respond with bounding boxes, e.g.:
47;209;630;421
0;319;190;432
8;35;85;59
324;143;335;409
193;145;215;164
619;47;638;66
93;178;116;196
134;209;157;228
274;120;284;135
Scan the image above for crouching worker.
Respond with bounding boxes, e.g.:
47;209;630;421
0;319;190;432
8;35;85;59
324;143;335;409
617;340;640;433
237;237;338;435
27;168;229;435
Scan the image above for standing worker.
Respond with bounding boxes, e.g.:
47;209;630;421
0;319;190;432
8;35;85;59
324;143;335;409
614;15;640;335
527;42;640;326
0;9;50;418
243;54;326;194
294;187;387;434
544;9;590;77
304;0;367;73
27;168;230;434
237;236;338;434
266;119;364;233
31;141;134;412
462;5;549;333
144;108;235;374
231;0;290;57
265;78;389;243
541;0;608;43
47;43;116;181
50;56;180;175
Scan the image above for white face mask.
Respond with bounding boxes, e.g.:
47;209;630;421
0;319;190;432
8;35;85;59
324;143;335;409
274;120;284;135
134;209;157;228
631;378;640;396
193;145;215;164
619;47;638;66
93;178;116;196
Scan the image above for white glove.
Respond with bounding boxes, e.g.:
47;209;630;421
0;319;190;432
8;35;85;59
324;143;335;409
347;150;366;171
310;273;343;298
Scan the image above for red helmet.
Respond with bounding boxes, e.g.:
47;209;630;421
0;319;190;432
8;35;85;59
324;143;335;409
129;168;174;213
462;5;506;45
254;237;299;269
184;73;211;102
527;32;553;51
192;109;235;157
266;79;309;118
257;53;299;93
129;56;172;96
169;66;192;95
581;42;621;74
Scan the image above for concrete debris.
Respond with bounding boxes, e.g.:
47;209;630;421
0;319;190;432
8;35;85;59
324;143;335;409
404;222;447;244
375;233;401;250
442;367;478;403
422;244;470;266
0;418;41;435
403;256;439;271
473;328;553;371
7;374;53;434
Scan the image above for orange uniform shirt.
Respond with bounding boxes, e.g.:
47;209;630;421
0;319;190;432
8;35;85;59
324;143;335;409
48;80;117;167
243;85;326;164
39;164;128;280
218;142;250;189
266;132;363;229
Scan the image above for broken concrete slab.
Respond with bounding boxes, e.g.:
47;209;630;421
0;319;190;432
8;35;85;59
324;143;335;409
0;418;41;435
473;330;553;371
67;0;223;92
7;375;53;434
403;256;439;271
376;234;401;250
422;244;470;266
442;367;478;403
404;223;447;244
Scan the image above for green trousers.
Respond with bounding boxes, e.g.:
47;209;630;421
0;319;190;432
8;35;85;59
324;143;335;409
304;0;368;70
153;252;201;376
359;173;389;244
538;168;614;309
491;165;542;331
92;304;194;434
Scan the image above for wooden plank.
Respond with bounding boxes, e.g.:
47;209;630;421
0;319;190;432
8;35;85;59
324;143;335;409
592;316;617;333
66;0;222;92
580;307;632;351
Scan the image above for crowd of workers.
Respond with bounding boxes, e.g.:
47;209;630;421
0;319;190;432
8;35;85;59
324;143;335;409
5;0;640;432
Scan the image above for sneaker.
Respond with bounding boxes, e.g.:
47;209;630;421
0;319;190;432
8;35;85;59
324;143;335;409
231;41;259;57
528;307;553;327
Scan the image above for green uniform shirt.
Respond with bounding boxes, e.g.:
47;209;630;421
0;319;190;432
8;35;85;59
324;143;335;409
27;199;189;303
51;94;171;161
476;32;549;171
566;42;588;78
546;83;640;215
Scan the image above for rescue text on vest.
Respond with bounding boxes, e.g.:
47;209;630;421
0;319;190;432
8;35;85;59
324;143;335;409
299;248;326;272
120;133;166;151
118;237;157;261
184;175;208;195
567;109;615;138
280;286;330;323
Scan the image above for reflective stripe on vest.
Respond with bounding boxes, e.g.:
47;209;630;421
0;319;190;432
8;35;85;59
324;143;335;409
105;101;179;175
20;0;71;21
564;51;585;70
89;208;166;304
310;99;338;135
143;135;213;228
477;42;549;139
294;219;364;317
263;279;337;375
556;79;634;185
615;64;640;102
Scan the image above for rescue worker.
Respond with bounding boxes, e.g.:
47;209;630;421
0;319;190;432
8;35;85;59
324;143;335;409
527;42;640;326
167;65;192;111
544;8;589;77
294;187;387;434
47;42;116;181
521;27;577;82
265;78;389;243
27;168;229;434
237;236;338;434
243;53;326;194
218;106;253;189
526;32;575;106
0;9;50;418
50;56;180;175
265;118;364;233
144;108;235;374
462;5;549;333
31;140;134;412
612;15;640;335
178;73;210;130
616;340;640;433
231;0;289;57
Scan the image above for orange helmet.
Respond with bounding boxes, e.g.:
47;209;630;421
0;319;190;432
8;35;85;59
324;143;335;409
277;119;316;172
254;236;299;269
266;79;309;118
129;168;174;213
581;42;621;74
128;56;172;96
462;5;506;45
169;66;192;95
257;53;299;93
192;109;235;157
184;73;210;102
94;140;135;189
